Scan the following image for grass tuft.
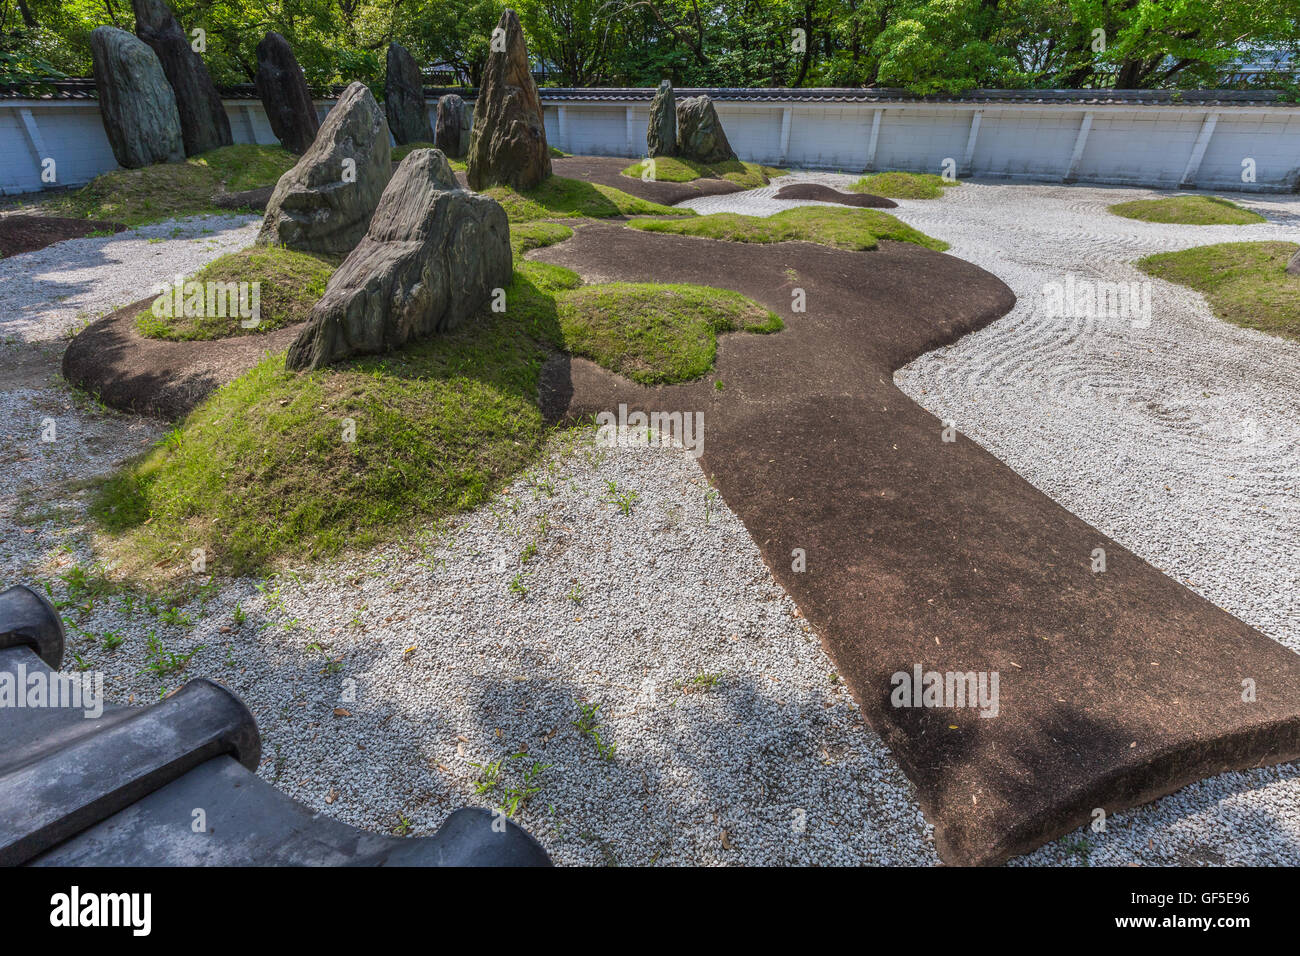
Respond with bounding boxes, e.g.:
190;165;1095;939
628;205;948;252
1109;195;1265;225
1137;240;1300;340
849;171;959;200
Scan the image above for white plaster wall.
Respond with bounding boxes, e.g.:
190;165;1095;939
3;96;1297;195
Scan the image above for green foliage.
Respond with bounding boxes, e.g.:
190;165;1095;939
1109;195;1266;225
629;205;949;252
1138;241;1300;341
7;0;1291;95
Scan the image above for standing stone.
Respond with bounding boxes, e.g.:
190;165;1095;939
132;0;232;156
89;27;184;169
254;32;320;155
647;79;676;158
466;9;551;191
385;43;433;145
257;81;392;256
676;94;737;165
1288;248;1300;276
435;93;468;158
286;148;511;372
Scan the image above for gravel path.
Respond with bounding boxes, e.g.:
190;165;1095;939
0;214;259;344
3;188;1298;865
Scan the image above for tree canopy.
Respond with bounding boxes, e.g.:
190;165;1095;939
1;0;1297;92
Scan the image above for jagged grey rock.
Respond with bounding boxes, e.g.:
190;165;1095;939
436;93;469;158
132;0;231;156
676;94;737;164
285;148;511;372
89;26;184;169
647;80;676;158
1287;248;1300;276
257;81;392;256
466;9;551;191
254;32;320;154
385;42;433;145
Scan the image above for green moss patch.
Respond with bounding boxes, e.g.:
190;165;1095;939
135;246;338;341
849;171;959;200
43;145;297;226
628;205;948;252
484;175;689;223
1110;195;1265;225
620;157;783;189
559;283;781;385
1137;241;1300;340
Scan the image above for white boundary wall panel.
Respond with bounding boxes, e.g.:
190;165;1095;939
1197;111;1300;190
973;109;1079;179
872;108;971;174
784;106;874;169
4;94;1298;195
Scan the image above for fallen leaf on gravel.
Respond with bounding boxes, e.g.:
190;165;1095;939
456;734;469;743
720;830;732;850
21;529;36;535
333;707;351;717
325;788;338;805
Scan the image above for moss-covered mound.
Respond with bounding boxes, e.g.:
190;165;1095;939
1138;240;1300;340
484;175;689;223
620;157;783;189
849;171;959;200
1110;195;1266;225
43;145;297;225
628;205;948;252
135;246;338;341
92;221;776;575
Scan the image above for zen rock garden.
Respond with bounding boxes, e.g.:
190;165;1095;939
3;0;1299;879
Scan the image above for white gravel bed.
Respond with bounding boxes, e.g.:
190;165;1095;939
4;197;1299;866
0;213;259;343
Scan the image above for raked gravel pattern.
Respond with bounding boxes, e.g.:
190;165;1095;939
2;186;1298;864
0;213;259;344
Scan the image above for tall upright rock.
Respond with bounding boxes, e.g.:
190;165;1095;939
676;95;737;164
646;79;676;158
254;32;320;154
1288;248;1300;276
286;148;511;372
132;0;232;156
257;82;392;256
89;27;184;169
466;9;551;191
385;42;433;145
435;93;469;158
